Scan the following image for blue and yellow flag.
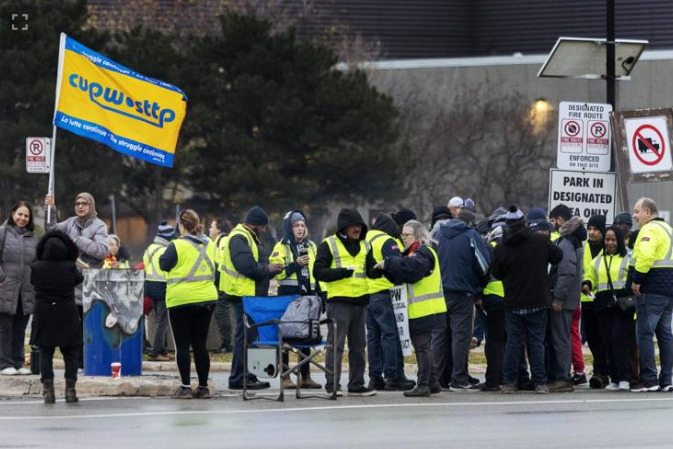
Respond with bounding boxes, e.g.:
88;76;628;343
53;33;187;168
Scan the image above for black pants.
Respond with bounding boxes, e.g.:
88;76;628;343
483;295;506;387
411;330;436;387
215;294;233;349
40;346;79;382
0;301;30;370
168;304;214;387
77;305;84;369
598;306;632;383
582;302;609;376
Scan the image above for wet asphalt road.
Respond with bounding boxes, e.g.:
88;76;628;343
3;381;673;449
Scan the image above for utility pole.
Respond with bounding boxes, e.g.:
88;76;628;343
606;0;616;109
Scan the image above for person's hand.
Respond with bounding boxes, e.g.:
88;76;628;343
374;261;385;270
632;283;641;297
582;284;591;295
341;268;355;278
45;194;55;207
296;255;309;266
268;263;284;274
552;303;562;313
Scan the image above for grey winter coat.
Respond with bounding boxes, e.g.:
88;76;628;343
46;211;109;305
550;217;587;311
0;224;37;315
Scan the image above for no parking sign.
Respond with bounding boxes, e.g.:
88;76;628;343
25;137;51;173
625;117;672;173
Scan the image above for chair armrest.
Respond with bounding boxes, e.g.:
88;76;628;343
244;316;281;329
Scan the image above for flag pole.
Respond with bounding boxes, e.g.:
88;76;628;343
47;33;67;225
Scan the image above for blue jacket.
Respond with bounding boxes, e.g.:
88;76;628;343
436;219;491;294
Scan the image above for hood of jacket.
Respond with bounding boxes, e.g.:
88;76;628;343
502;222;533;244
281;209;307;245
372;214;399;239
337;208;368;240
183;234;211;245
439;218;470;240
37;230;79;262
559;216;587;244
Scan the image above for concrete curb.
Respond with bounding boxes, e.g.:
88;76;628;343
0;374;215;398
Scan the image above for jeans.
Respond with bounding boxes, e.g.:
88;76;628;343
0;301;30;370
504;310;547;386
483;295;506;387
149;297;169;357
40;345;78;382
474;308;487;343
546;309;572;383
431;291;474;386
636;293;673;387
598;306;632;383
215;294;234;349
366;292;404;381
325;302;367;391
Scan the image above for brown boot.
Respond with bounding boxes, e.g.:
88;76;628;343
282;376;296;389
300;373;322;389
42;379;55;404
65;379;79;403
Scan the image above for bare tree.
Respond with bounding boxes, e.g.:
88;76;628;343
388;81;555;221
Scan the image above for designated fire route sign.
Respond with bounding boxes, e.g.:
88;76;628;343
624;116;673;174
26;137;51;173
557;101;612;172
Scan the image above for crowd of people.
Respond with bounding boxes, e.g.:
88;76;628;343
0;192;671;403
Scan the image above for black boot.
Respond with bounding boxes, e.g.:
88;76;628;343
403;385;431;397
65;379;79;403
42;379;55;404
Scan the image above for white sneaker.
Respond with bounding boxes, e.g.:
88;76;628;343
17;367;31;375
605;382;619;391
619;381;631;391
660;384;673;392
0;367;18;376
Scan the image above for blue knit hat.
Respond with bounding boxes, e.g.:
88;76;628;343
527;207;547;222
157;221;176;240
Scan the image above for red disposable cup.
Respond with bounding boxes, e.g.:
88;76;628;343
111;362;122;378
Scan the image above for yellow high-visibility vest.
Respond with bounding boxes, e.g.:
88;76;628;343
322;236;370;299
219;224;258;296
366;230;396;294
165;238;218;308
143;241;168;282
270;240;317;292
407;246;447;319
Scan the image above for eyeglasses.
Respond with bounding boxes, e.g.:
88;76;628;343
401;233;413;238
74;201;90;207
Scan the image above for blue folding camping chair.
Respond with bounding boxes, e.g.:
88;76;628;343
242;295;338;401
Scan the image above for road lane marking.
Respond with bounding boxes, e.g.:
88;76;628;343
2;396;673;421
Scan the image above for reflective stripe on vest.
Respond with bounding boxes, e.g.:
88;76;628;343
323;236;370;299
367;230;395;294
407;246;446;320
167;239;215;284
649;221;673;267
595;254;630;292
144;244;166;282
219;224;258;296
581;241;599;303
325;236;370;279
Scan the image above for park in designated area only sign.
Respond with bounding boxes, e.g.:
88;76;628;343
624;116;673;174
557;101;612;172
25;137;51;173
549;169;616;223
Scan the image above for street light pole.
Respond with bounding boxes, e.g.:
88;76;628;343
606;0;616;109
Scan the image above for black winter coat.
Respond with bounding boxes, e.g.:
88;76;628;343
30;230;84;347
491;223;564;312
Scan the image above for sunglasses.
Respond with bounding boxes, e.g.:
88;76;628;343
75;201;90;207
